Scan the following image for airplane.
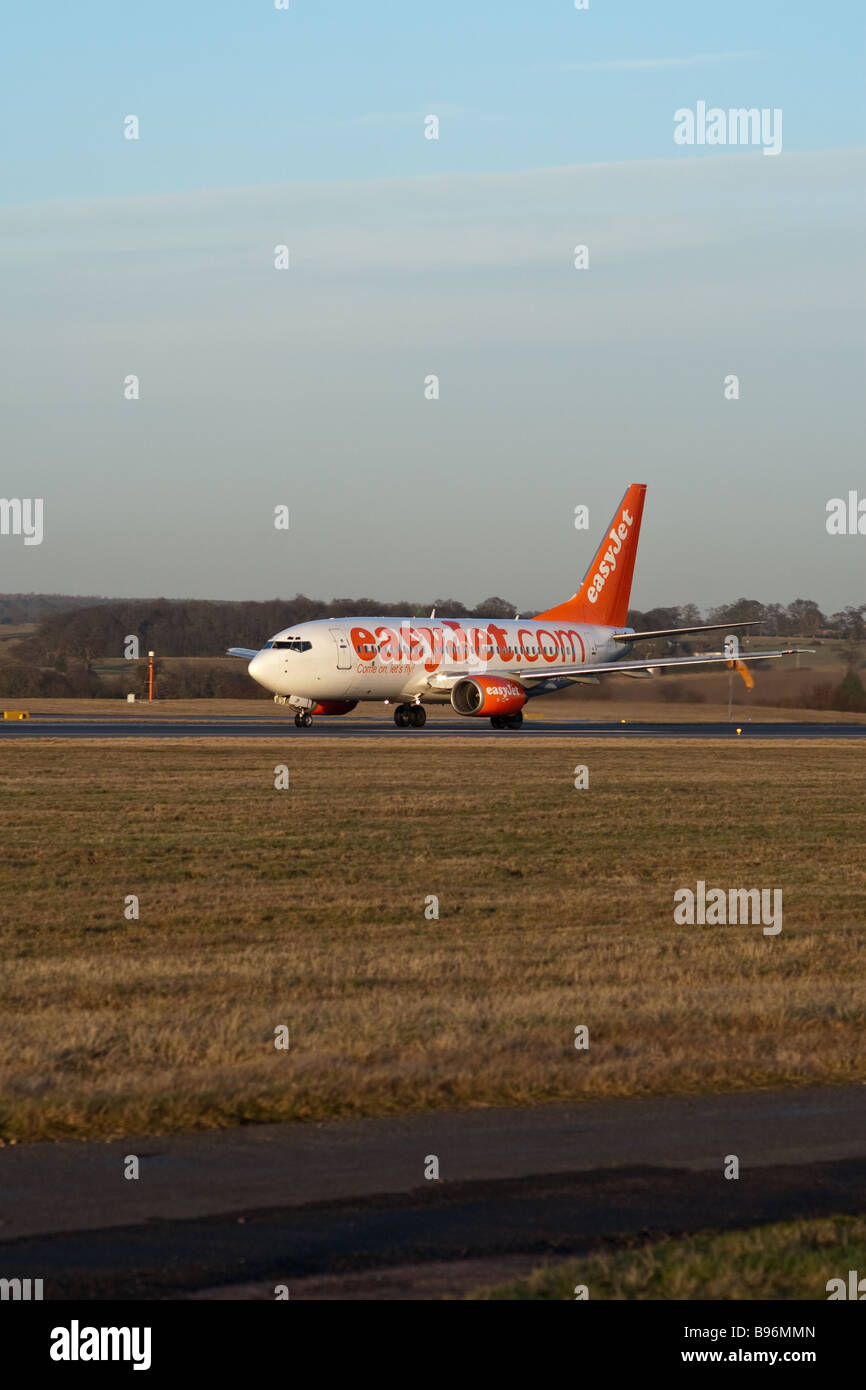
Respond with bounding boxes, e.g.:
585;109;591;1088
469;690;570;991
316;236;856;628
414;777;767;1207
227;483;811;728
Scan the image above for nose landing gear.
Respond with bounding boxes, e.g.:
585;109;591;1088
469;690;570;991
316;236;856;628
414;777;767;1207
294;711;313;728
394;703;426;728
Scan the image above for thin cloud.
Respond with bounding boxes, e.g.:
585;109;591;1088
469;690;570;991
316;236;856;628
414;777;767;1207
313;103;468;130
561;51;758;72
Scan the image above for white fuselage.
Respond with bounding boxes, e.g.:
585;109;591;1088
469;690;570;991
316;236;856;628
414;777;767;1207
246;616;633;704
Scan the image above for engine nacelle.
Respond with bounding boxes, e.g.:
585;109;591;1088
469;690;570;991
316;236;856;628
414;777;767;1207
310;700;358;716
450;676;526;718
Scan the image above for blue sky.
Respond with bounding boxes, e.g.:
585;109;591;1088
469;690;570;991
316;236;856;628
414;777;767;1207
1;3;863;610
2;0;862;203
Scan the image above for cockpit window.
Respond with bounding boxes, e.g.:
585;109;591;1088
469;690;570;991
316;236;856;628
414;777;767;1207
272;639;312;652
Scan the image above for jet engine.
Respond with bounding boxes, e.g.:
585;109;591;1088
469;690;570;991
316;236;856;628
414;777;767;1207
450;676;526;717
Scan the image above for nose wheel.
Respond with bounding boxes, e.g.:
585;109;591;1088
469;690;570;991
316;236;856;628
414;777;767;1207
294;711;313;727
394;703;426;728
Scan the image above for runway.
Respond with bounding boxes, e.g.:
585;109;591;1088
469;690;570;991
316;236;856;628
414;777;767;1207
2;1085;864;1298
2;716;865;740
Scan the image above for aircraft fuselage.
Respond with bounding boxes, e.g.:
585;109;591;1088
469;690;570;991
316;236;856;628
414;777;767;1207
246;616;632;703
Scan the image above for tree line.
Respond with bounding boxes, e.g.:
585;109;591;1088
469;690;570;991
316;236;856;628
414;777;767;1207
17;594;866;664
1;593;863;701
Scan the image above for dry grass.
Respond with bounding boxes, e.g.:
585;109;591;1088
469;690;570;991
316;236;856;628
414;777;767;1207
1;738;864;1142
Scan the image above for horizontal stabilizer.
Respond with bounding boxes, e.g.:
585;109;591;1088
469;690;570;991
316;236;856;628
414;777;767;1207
227;647;258;659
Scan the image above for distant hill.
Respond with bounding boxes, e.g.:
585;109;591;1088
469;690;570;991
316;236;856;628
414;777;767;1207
0;594;118;624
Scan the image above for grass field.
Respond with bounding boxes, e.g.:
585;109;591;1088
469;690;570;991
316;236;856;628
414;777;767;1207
1;738;864;1142
467;1215;866;1300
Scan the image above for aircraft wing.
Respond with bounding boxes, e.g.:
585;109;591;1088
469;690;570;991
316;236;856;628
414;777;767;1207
612;621;762;643
226;647;259;659
508;647;813;682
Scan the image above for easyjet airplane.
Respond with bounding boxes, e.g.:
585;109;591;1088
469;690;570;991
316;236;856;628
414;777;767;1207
228;484;808;727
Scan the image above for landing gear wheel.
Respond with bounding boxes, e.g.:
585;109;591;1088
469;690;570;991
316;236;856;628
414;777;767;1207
394;704;411;727
409;705;426;727
504;711;524;729
294;711;313;727
490;716;504;729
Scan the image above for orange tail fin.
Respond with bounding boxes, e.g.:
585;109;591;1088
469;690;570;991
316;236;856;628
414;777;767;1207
535;484;647;627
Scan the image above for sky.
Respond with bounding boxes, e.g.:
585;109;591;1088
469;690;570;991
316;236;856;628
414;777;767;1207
1;1;863;612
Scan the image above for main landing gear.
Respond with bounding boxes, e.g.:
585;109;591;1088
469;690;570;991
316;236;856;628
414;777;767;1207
294;711;313;727
490;712;524;729
393;703;426;728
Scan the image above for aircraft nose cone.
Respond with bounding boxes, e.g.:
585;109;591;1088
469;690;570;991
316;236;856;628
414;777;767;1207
248;651;269;686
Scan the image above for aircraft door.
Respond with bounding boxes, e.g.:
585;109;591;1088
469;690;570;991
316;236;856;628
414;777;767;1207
330;628;353;669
